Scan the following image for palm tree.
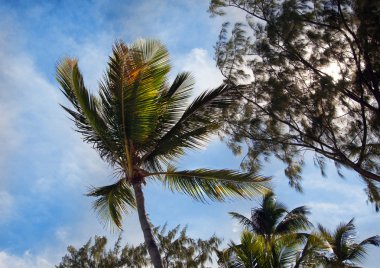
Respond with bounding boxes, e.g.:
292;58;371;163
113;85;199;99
224;192;313;268
230;192;312;242
56;39;269;268
227;230;261;268
317;218;380;267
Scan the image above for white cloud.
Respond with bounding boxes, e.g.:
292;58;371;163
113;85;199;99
0;251;52;268
65;33;114;92
173;48;224;97
302;172;366;201
305;201;362;227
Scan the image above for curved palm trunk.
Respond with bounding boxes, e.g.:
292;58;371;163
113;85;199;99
133;183;164;268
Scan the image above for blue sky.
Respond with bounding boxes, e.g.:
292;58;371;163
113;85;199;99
0;0;379;267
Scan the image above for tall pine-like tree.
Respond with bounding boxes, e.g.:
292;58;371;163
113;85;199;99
209;0;380;208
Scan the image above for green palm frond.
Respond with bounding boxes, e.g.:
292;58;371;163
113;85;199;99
228;230;300;268
88;179;136;229
357;235;380;247
102;40;170;147
165;72;194;99
276;206;312;234
294;233;329;268
159;168;269;202
56;58;121;165
333;218;356;259
229;212;254;230
143;84;235;169
57;59;104;131
141;72;194;161
318;218;380;266
228;230;260;268
348;235;380;263
317;223;332;241
132;39;171;79
274;242;298;268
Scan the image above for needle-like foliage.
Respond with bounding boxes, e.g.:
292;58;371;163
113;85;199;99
209;0;380;209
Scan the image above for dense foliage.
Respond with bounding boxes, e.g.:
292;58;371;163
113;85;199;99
56;193;379;267
209;0;380;207
57;225;221;268
218;193;380;267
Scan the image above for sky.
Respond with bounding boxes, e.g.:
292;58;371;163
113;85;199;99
0;0;379;267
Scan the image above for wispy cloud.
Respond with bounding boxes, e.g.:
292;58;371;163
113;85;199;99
0;1;379;268
173;48;224;96
0;251;52;268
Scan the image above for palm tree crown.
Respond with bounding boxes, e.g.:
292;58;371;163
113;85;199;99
56;39;268;268
224;192;313;267
318;218;380;267
230;192;312;240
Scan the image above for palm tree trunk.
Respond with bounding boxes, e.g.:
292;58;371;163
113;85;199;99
133;183;164;268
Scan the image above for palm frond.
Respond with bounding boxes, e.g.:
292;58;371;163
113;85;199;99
333;218;356;259
87;179;136;229
358;235;380;247
317;219;380;266
103;40;170;147
294;233;329;268
348;235;380;263
143;84;235;168
248;192;288;236
56;58;121;165
159;168;269;202
181;83;235;120
230;230;261;268
276;206;313;234
276;244;298;267
165;72;194;99
57;58;103;130
317;223;333;241
229;212;254;230
141;72;194;158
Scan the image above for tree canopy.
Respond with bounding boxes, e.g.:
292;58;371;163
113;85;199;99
56;225;221;268
209;0;380;207
218;193;379;267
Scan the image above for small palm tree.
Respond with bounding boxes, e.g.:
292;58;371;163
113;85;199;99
230;192;312;242
56;39;268;268
317;218;380;267
224;192;313;268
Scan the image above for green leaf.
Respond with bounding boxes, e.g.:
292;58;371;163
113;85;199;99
160;168;269;202
143;84;236;169
88;179;136;229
